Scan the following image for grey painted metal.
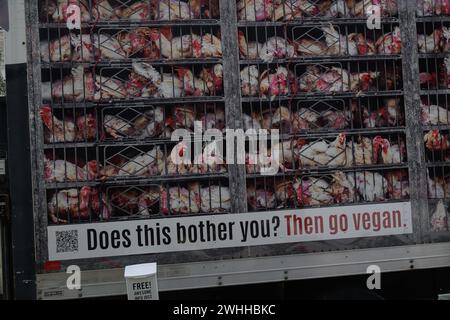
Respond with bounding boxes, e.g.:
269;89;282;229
35;242;450;300
398;0;429;243
219;0;248;214
4;0;26;64
25;0;48;270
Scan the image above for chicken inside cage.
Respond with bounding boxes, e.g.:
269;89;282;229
39;0;221;23
111;183;231;215
240;61;402;98
236;0;398;22
295;61;402;94
100;139;227;180
430;200;450;232
241;97;404;134
244;132;406;174
41;62;224;102
48;181;232;224
428;171;450;231
421;95;450;126
40;26;222;63
417;0;450;17
238;24;401;61
47;186;111;224
246;169;409;211
40;105;98;143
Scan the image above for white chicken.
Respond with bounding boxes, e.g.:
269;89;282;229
294;177;334;206
240;65;260;97
322;0;349;17
152;0;202;20
428;175;446;199
48;186;111;224
261;106;291;131
271;139;299;171
292;108;321;132
417;0;450;16
242;113;263;131
136;188;162;216
112;146;164;178
295;38;329;56
259;66;297;98
421;103;450;125
40;35;72;62
373;136;404;164
424;129;450;151
346;136;374;166
353;171;389;202
299;66;378;93
103;115;133;139
247;186;277;210
45;0;116;22
41;66;94;102
47;187;89;223
331;171;356;204
385;170;410;200
442;26;450;52
375;27;402;55
71;33;126;61
444;56;450;88
150;29;221;59
259;37;296;62
165;142;193;175
417;28;443;53
45;158;99;182
431;200;450;232
200;186;231;213
273;0;320;20
161;185;200;214
192;141;227;174
200;107;226;132
177;67;209;96
130;62;184;98
170;106;196;130
40;106;76;143
42;66;126;102
237;0;275;21
238;31;263;59
118;2;152;21
275;180;296;206
297;133;347;167
322;24;358;56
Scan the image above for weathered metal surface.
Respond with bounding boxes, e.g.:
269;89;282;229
25;0;48;270
220;0;248;214
399;0;429;243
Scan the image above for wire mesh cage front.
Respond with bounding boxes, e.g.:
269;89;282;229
416;2;450;234
236;0;409;216
37;0;230;225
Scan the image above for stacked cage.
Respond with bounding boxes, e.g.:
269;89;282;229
236;0;410;213
417;0;450;234
37;0;231;225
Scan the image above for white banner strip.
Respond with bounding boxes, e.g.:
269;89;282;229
48;202;413;261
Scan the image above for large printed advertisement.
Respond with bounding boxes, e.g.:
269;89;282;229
48;202;413;261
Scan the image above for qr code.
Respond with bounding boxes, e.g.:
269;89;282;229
56;230;79;253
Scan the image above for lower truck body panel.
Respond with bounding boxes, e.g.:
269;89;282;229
36;243;450;300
